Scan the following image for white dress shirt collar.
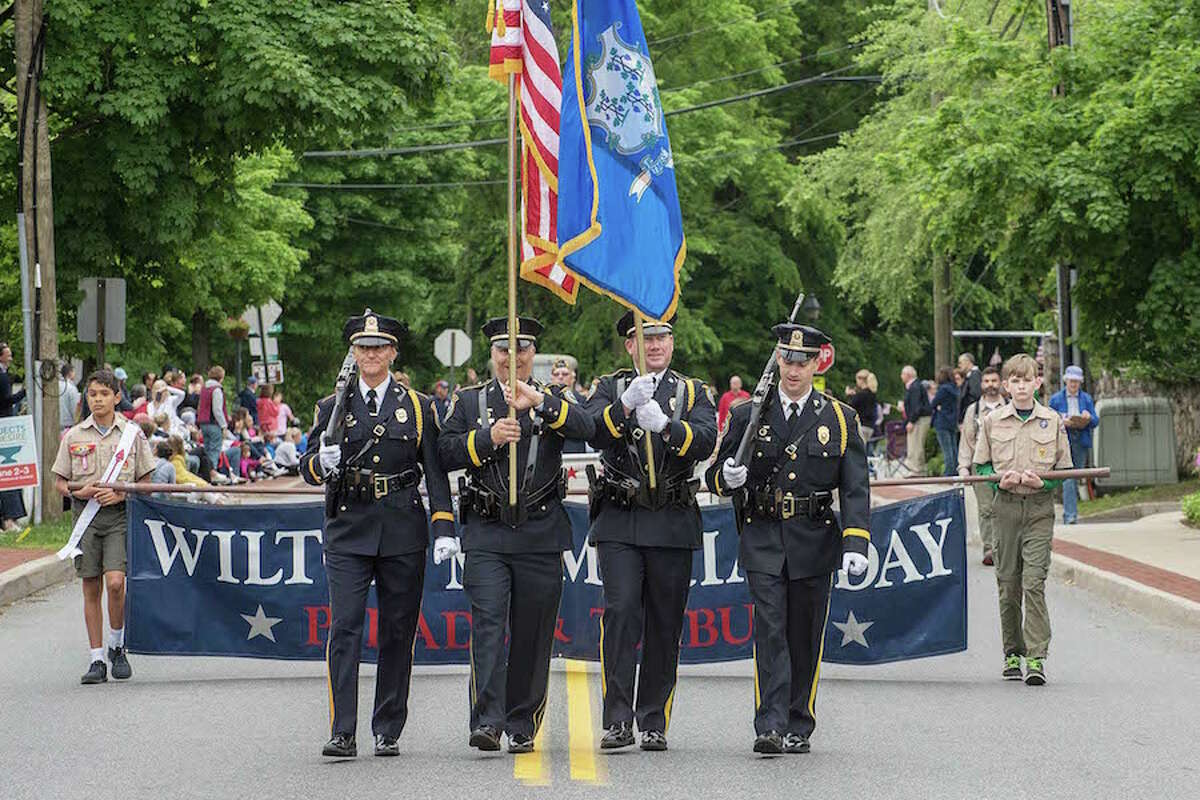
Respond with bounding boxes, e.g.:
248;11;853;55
359;374;391;410
778;386;812;418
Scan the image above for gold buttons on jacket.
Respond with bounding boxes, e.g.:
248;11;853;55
373;455;380;463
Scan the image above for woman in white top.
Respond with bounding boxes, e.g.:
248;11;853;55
147;379;188;438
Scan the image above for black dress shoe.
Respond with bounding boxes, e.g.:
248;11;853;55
109;646;132;680
753;731;784;755
469;725;501;752
322;733;357;758
507;733;535;754
639;730;667;751
600;722;635;750
783;733;811;754
374;735;400;757
80;660;107;685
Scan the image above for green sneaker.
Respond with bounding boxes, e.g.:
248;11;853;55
1024;658;1046;686
1002;654;1023;680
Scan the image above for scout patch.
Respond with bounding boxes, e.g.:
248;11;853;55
817;425;830;445
1040;419;1048;428
1038;446;1048;459
395;407;408;424
70;442;96;472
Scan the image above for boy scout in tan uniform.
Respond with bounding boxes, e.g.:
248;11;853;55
52;369;155;685
972;354;1071;686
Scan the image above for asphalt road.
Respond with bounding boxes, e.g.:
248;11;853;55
2;546;1198;800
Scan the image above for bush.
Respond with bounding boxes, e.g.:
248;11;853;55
1182;492;1200;526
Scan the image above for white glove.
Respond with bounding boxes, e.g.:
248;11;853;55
636;399;669;433
842;552;868;577
318;435;342;474
432;536;460;565
620;374;656;410
722;457;748;489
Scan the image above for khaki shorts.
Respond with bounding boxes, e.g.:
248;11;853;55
72;503;128;578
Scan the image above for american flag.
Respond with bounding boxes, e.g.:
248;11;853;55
489;0;579;303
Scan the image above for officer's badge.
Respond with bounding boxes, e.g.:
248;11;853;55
817;425;831;445
395;407;408;424
364;315;379;333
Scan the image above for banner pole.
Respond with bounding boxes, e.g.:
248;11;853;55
633;311;657;490
507;73;519;507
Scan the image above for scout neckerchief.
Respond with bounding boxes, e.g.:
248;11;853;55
57;419;140;561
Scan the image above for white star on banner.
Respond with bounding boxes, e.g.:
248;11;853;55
241;604;283;643
832;610;874;648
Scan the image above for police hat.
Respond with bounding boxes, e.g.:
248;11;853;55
616;310;675;338
773;323;831;363
482;316;543;350
344;310;405;348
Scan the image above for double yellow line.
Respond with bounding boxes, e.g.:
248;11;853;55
512;659;608;786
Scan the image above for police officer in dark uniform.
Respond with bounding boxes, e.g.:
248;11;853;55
705;323;870;756
437;316;594;754
301;312;457;759
584;311;717;752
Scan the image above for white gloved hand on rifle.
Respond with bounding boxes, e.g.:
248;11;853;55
318;435;342;475
432;536;460;566
636;400;669;433
722;457;748;490
620;374;656;411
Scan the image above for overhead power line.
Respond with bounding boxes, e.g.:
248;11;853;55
648;0;805;47
276;179;506;190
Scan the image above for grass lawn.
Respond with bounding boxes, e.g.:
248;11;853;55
0;516;72;551
1080;477;1200;517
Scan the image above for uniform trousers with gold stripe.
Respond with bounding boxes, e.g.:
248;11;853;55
464;550;563;737
597;542;694;733
324;549;425;739
748;563;832;738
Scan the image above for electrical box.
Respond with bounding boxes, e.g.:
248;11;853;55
1093;397;1177;489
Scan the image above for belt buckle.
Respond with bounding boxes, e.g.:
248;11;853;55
780;494;795;520
373;474;389;500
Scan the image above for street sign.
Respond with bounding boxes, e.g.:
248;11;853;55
76;278;126;344
815;343;836;375
0;415;39;491
248;336;279;360
251;361;284;384
434;328;472;368
241;301;282;336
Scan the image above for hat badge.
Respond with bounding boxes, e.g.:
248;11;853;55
790;330;804;348
365;315;379;333
817;425;830;445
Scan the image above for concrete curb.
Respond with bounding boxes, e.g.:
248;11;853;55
1079;500;1182;523
1050;553;1200;629
0;554;75;609
966;521;1200;629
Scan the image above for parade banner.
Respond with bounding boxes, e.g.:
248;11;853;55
125;489;966;666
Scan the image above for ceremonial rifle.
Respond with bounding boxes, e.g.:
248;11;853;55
322;347;358;517
732;292;806;467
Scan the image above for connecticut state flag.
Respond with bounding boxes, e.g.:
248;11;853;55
557;0;685;321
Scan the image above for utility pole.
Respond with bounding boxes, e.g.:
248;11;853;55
929;0;953;371
15;0;62;522
1046;1;1076;387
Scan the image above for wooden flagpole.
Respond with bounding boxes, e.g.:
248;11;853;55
506;73;520;506
633;311;657;490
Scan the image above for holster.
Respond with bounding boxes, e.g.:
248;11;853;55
462;471;566;529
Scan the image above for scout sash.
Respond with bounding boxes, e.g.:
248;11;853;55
57;420;140;560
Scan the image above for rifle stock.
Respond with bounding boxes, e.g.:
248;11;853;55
732;292;806;467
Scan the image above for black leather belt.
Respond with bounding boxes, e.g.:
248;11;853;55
340;467;421;502
590;469;699;512
458;470;567;528
748;489;833;521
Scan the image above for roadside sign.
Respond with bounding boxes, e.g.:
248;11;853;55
434;328;472;368
241;301;282;335
77;277;127;344
251;361;284;384
0;415;39;490
248;336;279;360
815;343;835;375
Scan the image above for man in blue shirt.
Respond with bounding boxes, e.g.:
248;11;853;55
1048;365;1099;524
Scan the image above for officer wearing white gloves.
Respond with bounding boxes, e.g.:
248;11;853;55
301;311;457;760
706;322;872;756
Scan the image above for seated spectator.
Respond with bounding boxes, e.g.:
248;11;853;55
181;374;203;412
151;413;171;440
273;427;302;475
124;384;148;419
168;435;210;488
151;440;178;487
239;442;264;482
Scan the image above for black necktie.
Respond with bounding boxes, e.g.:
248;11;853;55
787;401;801;436
366;388;378;416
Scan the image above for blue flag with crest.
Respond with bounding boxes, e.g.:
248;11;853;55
557;0;685;321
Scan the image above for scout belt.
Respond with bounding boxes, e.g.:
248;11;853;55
338;467;421;503
459;470;567;528
747;488;833;521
